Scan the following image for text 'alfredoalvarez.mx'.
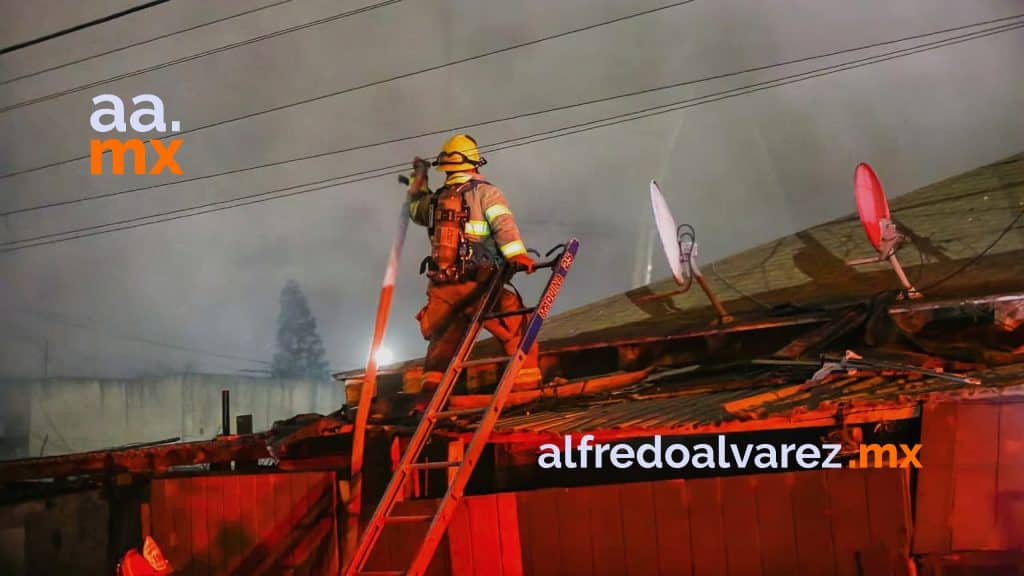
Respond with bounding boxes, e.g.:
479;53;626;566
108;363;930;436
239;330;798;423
537;435;923;471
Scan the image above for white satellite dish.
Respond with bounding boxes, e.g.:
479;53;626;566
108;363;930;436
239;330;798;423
650;180;685;285
644;180;732;323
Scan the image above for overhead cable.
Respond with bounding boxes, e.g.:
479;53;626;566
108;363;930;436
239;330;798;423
5;11;1021;217
5;19;1020;253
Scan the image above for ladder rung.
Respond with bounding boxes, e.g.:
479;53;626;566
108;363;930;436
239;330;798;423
435;406;486;419
460;356;511;368
483;307;535;320
385;514;432;523
408;460;462;470
346;238;579;576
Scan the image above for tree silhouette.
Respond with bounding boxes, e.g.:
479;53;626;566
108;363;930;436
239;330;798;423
271;280;329;380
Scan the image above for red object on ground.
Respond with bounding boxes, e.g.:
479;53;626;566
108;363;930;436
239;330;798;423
854;162;892;251
118;536;173;575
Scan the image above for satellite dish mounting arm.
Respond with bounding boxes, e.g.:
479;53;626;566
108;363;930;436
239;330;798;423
846;164;922;300
671;223;733;323
641;181;733;323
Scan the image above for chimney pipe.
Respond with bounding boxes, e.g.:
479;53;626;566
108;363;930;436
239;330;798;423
221;389;230;436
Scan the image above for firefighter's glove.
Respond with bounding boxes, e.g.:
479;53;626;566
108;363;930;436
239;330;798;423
407;157;430;194
509;253;536;274
412;156;430;174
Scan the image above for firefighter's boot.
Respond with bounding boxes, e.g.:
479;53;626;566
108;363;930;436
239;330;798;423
513;366;543;391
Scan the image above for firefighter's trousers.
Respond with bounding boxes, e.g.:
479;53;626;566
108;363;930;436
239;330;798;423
416;277;541;403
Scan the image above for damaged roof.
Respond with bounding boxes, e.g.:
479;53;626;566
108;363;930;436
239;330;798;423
334;152;1024;379
479;360;1024;440
536;152;1024;349
331;153;1024;448
9;156;1023;486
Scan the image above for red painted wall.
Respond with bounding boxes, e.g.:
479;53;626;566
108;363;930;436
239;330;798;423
449;468;910;576
915;400;1024;554
149;471;338;576
145;454;925;574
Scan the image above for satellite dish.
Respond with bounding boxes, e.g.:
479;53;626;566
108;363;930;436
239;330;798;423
854;163;891;251
650;180;685;285
847;163;921;299
643;180;732;323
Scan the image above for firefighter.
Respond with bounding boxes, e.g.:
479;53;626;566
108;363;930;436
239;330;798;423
407;134;541;411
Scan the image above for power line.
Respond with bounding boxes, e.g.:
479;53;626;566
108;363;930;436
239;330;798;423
6;302;272;364
916;208;1024;292
0;0;294;86
0;0;173;55
5;11;1021;218
5;19;1020;253
0;0;696;180
708;261;774;311
5;21;1021;250
0;0;403;115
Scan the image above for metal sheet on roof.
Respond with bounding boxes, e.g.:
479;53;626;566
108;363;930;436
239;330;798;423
491;363;1024;436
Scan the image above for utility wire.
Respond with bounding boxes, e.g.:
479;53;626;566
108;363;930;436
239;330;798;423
0;0;696;179
5;11;1021;218
0;0;402;115
6;302;272;364
708;261;775;311
0;0;293;86
5;21;1021;249
0;0;173;55
916;208;1024;292
5;19;1020;253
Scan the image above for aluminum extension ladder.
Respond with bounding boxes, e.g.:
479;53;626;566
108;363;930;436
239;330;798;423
344;238;579;576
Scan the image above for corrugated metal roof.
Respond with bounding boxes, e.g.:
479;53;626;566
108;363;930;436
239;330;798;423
489;362;1024;437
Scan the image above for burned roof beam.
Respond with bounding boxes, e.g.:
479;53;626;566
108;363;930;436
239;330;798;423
0;434;271;483
888;291;1024;314
460;403;922;445
334;312;834;381
772;306;868;359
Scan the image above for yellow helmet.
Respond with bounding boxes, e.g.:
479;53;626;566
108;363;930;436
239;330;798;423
433;133;487;173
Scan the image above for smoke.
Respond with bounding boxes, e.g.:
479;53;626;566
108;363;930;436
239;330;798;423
1;0;1022;377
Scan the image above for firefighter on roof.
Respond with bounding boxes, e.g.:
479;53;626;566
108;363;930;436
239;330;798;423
407;134;541;411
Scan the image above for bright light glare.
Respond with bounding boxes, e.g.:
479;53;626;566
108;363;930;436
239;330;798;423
374;346;394;366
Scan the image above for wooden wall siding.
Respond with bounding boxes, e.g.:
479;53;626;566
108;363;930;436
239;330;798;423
361;499;451;576
512;470;909;576
149;472;338;576
914;401;1024;555
447;493;524;576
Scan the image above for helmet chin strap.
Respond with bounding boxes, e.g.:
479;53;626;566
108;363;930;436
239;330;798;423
444;171;475;186
432;152;487;169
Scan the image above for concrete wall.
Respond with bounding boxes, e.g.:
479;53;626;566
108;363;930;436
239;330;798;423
0;374;345;458
0;383;29;460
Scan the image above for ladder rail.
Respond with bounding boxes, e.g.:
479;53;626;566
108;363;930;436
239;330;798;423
406;241;578;576
344;267;510;575
346;238;579;576
406;346;531;575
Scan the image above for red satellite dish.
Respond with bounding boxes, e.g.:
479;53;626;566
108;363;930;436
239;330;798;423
854;163;891;251
847;162;922;299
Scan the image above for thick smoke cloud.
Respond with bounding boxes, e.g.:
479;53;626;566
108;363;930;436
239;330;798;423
1;0;1022;377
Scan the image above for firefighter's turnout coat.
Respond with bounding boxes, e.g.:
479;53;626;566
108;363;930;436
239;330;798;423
408;172;527;269
407;172;540;397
